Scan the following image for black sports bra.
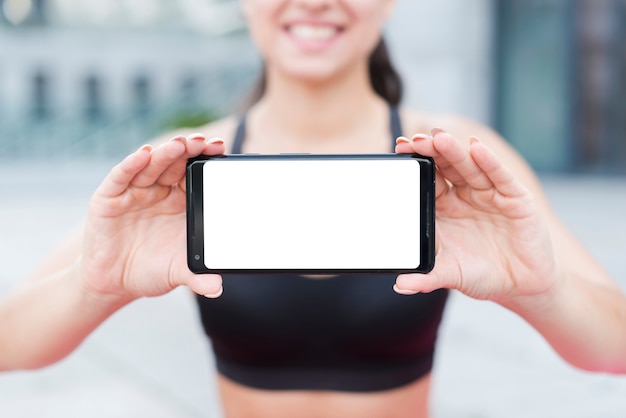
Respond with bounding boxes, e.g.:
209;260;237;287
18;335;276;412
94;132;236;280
195;106;448;392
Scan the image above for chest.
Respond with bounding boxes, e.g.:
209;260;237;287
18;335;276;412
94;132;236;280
196;274;448;365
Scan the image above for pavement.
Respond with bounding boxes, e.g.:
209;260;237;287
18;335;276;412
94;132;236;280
0;159;625;418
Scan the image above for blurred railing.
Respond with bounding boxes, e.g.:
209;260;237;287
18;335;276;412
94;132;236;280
0;66;258;161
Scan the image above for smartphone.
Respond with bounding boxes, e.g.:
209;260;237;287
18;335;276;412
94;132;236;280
186;154;435;274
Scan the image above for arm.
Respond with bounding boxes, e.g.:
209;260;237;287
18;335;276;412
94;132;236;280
0;135;225;371
394;124;626;373
0;257;128;370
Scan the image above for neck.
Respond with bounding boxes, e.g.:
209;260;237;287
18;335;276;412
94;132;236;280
249;63;388;147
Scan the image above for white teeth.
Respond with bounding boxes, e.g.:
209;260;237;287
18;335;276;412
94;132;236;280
289;24;337;40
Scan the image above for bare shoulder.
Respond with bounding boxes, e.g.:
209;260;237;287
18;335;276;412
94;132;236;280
150;115;239;152
400;108;536;182
401;107;548;211
401;108;505;149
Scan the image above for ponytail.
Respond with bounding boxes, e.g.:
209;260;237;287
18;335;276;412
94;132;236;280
242;36;403;109
368;38;403;106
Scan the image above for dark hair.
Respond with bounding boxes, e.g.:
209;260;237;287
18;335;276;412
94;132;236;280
368;37;403;105
243;37;403;109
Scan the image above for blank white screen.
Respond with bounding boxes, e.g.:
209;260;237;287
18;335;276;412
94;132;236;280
203;159;421;270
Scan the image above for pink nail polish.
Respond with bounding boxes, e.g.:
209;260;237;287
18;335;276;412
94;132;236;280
412;134;430;142
207;137;225;145
431;128;445;136
169;136;186;144
189;133;206;141
393;284;419;295
204;286;223;299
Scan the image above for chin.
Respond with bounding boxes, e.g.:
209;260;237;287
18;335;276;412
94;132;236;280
276;59;358;86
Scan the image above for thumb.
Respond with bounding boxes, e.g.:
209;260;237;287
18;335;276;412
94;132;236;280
178;272;224;298
394;251;460;295
394;272;446;295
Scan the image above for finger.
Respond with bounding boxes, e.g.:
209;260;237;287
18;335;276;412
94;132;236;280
430;130;493;191
394;136;414;154
156;134;216;186
396;134;435;156
394;251;461;295
433;133;494;191
97;145;152;198
393;226;455;295
179;272;223;298
201;137;226;155
394;271;448;295
470;139;527;198
396;136;450;198
181;133;225;159
131;138;187;188
400;132;465;191
416;130;467;188
172;136;226;191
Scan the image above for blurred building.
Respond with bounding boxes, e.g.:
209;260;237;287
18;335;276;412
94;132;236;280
0;0;624;173
495;0;626;173
0;0;258;157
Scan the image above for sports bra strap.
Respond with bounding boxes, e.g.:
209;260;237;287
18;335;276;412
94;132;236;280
389;105;403;142
231;114;247;154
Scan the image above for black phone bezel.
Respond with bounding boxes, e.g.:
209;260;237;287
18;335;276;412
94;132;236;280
186;153;435;275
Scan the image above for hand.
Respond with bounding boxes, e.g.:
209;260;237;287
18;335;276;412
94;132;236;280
79;134;224;302
394;129;558;306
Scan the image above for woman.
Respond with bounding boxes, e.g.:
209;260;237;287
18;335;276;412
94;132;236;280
1;1;625;417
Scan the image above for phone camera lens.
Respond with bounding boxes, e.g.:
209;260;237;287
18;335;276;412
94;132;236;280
194;255;201;261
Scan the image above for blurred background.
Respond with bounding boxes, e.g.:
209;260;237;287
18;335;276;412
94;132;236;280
0;0;624;172
0;0;625;417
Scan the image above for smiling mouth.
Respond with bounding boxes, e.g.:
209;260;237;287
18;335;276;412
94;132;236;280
287;24;342;41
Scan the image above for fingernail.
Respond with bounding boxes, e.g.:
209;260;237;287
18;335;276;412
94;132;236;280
169;136;186;143
189;133;206;141
396;136;410;144
204;286;223;299
412;134;430;142
393;284;419;295
138;144;152;153
431;128;445;136
469;136;480;145
207;137;224;145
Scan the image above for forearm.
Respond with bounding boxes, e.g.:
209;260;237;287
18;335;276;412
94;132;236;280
505;269;626;373
0;137;223;371
0;262;130;371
